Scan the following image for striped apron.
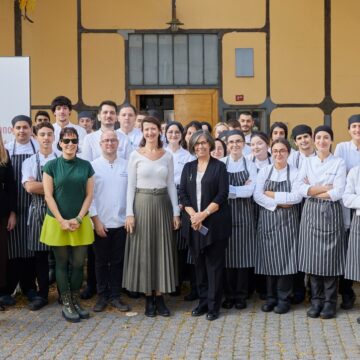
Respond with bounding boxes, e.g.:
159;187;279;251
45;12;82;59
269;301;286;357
8;140;36;259
345;215;360;281
27;152;55;252
225;157;255;268
298;198;346;276
255;165;298;275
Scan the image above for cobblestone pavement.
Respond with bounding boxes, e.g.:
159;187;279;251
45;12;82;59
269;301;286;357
1;286;360;360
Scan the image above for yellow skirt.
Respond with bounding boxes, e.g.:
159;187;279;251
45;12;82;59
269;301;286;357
40;214;94;247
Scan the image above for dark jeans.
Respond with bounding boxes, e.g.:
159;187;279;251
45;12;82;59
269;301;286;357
34;251;49;299
52;246;88;294
93;227;126;299
310;275;338;305
0;218;8;289
85;244;97;291
194;240;226;312
224;268;249;301
5;257;36;298
266;274;293;305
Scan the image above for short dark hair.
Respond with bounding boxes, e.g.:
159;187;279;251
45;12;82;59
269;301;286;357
270;122;288;139
51;96;72;113
118;103;137;115
226;119;241;129
35;122;54;133
139;116;163;148
188;130;215;155
11;115;32;128
239;111;253;118
35;110;50;121
271;138;291;153
98;100;117;114
57;127;79;151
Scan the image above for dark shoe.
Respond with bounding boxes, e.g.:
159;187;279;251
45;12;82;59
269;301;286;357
274;302;290;315
0;295;16;306
235;299;247;310
191;305;208;317
170;286;181;297
206;310;219;321
145;295;156;317
72;291;90;319
28;296;48;311
307;304;323;318
80;286;96;300
155;295;170;317
290;292;306;305
0;304;4;311
48;268;56;285
258;292;267;301
61;292;80;323
222;299;234;309
93;297;108;312
109;298;130;312
261;301;277;312
341;294;355;310
26;289;38;302
123;289;141;299
320;302;336;319
184;291;199;301
357;317;360;324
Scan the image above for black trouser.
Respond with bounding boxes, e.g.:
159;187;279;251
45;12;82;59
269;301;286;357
248;268;266;297
339;276;354;298
0;218;8;289
266;275;293;305
194;240;226;312
178;248;189;285
310;275;337;306
224;268;249;301
293;271;306;298
5;257;36;298
85;244;97;291
34;251;49;299
93;227;126;299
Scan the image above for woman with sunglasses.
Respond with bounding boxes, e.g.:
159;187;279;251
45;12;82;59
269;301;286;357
40;128;95;322
254;139;302;314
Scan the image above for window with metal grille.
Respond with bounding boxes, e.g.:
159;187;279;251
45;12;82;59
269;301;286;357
129;34;218;86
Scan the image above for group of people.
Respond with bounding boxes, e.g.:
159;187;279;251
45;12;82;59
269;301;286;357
1;97;360;324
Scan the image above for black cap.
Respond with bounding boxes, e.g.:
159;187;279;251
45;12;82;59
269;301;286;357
314;125;333;141
78;111;94;120
348;114;360;128
291;124;312;139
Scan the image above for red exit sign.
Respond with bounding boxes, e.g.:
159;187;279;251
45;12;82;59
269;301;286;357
235;95;244;101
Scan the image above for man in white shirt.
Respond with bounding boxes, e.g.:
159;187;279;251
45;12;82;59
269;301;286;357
238;112;255;146
51;96;87;155
117;103;143;150
334;114;360;310
22;122;57;311
90;130;130;312
81;100;132;162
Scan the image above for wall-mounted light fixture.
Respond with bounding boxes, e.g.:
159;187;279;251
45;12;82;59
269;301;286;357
166;0;184;32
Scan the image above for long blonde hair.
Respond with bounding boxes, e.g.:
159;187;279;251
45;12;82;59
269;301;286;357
0;130;9;166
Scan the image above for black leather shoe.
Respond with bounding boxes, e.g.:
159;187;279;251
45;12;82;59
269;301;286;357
356;317;360;324
307;304;323;318
206;310;219;321
235;300;247;310
28;296;48;311
222;299;234;309
0;295;16;306
261;301;277;312
274;302;290;314
184;291;199;301
340;294;355;310
80;286;96;300
191;305;208;317
320;302;336;319
145;296;156;317
155;295;170;317
93;297;108;312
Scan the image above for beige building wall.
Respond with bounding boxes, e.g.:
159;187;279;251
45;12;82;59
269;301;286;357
82;34;125;106
270;0;324;104
222;33;266;105
0;0;15;56
332;107;360;144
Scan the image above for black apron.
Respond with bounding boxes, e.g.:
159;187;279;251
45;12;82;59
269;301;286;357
298;197;346;276
255;165;299;275
27;152;56;251
225;157;255;268
8;140;36;259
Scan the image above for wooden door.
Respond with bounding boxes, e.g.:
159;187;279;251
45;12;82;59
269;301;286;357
129;89;218;126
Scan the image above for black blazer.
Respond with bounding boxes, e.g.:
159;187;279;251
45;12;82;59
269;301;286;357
179;156;231;255
0;151;17;219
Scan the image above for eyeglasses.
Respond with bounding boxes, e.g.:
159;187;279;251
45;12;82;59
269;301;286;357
272;149;288;155
194;141;208;147
228;139;244;145
101;138;118;143
61;138;78;144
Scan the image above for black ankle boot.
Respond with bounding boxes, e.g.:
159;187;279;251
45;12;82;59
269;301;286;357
145;296;156;317
155;295;170;317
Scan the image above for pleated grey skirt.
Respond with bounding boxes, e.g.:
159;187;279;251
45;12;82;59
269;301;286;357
122;188;178;294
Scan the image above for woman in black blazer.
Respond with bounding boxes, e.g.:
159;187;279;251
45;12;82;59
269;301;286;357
180;130;231;321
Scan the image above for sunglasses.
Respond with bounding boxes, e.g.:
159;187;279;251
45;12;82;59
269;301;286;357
61;138;78;144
